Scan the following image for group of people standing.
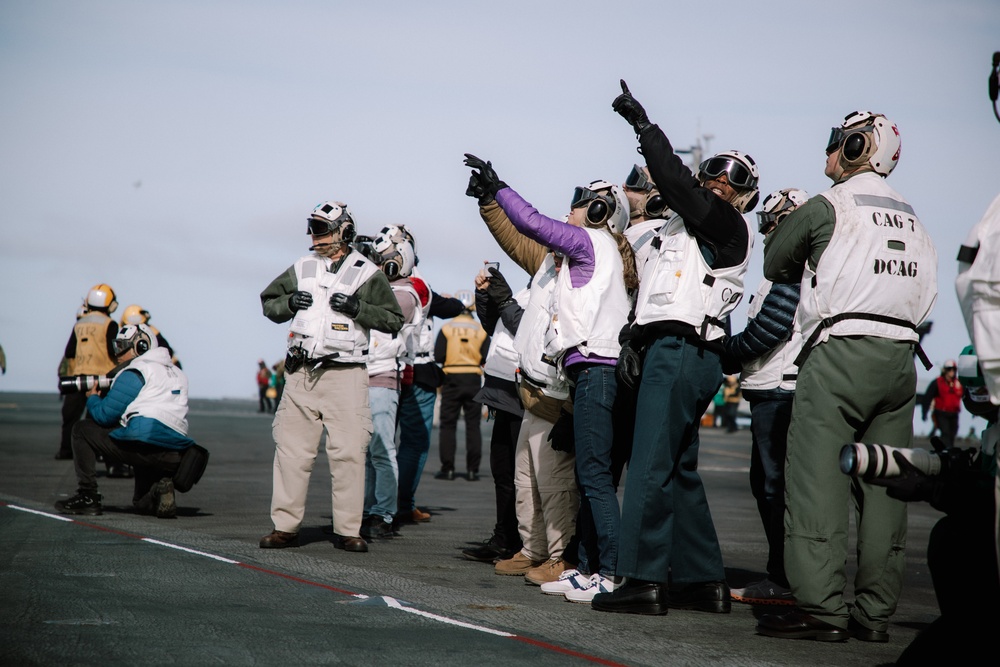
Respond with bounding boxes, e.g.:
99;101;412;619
251;78;950;644
456;80;939;645
256;204;480;551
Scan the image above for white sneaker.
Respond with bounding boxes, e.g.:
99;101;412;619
564;573;619;603
540;569;591;596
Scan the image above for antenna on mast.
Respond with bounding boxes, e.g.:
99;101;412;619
674;121;714;171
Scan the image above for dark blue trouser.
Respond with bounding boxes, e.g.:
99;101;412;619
617;335;725;585
396;383;436;512
746;395;793;587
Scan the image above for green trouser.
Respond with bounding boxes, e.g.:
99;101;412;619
784;336;914;632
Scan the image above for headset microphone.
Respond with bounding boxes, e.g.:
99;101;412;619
990;52;999;102
990;52;999;124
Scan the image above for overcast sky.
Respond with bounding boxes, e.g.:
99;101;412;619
1;0;998;435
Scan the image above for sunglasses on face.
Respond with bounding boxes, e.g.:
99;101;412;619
698;157;754;189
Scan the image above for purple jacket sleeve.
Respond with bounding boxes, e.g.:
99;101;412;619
495;188;595;288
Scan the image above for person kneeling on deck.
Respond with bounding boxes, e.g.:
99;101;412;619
55;324;206;519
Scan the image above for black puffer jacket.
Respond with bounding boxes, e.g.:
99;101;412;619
724;281;800;368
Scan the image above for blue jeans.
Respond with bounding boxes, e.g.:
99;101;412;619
365;386;400;522
396;383;436;512
567;364;620;578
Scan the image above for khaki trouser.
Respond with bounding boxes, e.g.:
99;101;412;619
270;365;372;537
514;411;579;561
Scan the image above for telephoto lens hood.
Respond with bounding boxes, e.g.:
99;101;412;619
839;442;943;479
58;375;111;395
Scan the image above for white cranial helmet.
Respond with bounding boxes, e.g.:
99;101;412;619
756;188;809;234
570;180;631;235
372;226;416;279
113;323;158;357
307;201;355;241
826;111;901;177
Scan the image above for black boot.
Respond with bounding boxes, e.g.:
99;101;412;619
55;491;103;516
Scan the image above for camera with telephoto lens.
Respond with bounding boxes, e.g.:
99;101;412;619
839;442;977;480
58;375;112;395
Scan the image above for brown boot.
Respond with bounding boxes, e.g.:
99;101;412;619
494;551;544;576
525;557;569;586
259;530;299;549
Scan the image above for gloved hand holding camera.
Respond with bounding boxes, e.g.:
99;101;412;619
463;154;508;204
486;267;513;306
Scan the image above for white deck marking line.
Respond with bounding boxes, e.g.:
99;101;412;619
8;504;74;522
142;538;240;563
3;502;629;665
382;596;515;637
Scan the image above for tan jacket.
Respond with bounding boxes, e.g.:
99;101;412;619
480;201;571;419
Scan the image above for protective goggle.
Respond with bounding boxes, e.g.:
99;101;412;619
570;186;611;210
624;164;654;192
756;210;782;235
825;125;873;155
698;157;755;190
306;212;351;236
350;238;382;264
113;336;137;357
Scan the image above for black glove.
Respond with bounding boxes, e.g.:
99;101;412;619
616;340;642;392
329;292;361;318
611;79;651;135
485;267;513;306
868;451;939;504
548;410;575;453
465;172;493;206
289;291;313;312
463;154;508;201
720;349;742;377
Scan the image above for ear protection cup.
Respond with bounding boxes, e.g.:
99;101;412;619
842;131;870;164
340;222;356;244
587;197;614;224
644;194;667;218
135;336;150;355
745;191;760;213
382;259;400;280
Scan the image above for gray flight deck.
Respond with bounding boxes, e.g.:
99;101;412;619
1;392;943;666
